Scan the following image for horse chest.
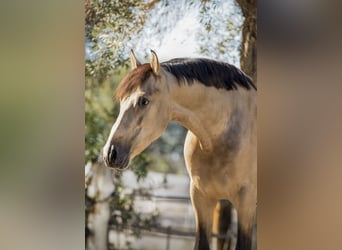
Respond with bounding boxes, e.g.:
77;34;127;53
185;149;237;198
193;157;240;197
184;131;253;200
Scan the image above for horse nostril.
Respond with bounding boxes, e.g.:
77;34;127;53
108;144;117;166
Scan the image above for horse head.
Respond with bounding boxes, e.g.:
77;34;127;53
103;50;170;169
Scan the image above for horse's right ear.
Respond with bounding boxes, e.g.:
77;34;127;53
150;49;160;75
130;49;141;70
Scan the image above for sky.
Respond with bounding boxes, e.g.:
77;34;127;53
154;8;200;60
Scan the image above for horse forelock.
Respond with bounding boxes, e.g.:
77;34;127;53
115;64;153;100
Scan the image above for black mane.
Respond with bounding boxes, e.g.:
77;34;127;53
161;58;256;91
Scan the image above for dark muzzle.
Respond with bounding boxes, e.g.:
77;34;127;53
108;144;117;166
103;143;129;170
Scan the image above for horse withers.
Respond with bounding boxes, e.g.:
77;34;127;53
103;50;257;250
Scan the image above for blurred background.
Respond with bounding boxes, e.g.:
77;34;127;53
2;0;342;250
85;0;255;249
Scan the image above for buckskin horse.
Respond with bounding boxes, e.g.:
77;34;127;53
103;50;257;250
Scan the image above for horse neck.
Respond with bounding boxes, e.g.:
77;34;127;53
168;79;256;151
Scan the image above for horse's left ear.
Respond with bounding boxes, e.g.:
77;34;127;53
130;49;141;70
150;49;160;75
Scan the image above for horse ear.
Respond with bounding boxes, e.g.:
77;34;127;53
150;49;160;75
130;49;141;70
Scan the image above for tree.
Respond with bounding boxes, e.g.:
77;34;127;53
236;0;257;82
85;0;147;81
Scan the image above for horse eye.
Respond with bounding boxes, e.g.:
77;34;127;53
138;97;149;107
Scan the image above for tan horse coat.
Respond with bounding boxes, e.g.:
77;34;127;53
103;50;256;250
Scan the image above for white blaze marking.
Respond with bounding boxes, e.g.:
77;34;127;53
105;91;145;145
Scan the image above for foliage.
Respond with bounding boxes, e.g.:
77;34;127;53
85;75;120;163
127;0;243;66
85;0;244;82
130;154;150;182
198;0;243;65
85;0;148;81
109;172;159;232
108;171;159;250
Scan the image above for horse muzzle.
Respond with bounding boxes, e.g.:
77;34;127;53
103;143;129;170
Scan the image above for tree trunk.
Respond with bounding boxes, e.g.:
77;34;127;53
236;0;257;83
235;2;257;248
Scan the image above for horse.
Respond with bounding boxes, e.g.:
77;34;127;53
103;50;257;250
